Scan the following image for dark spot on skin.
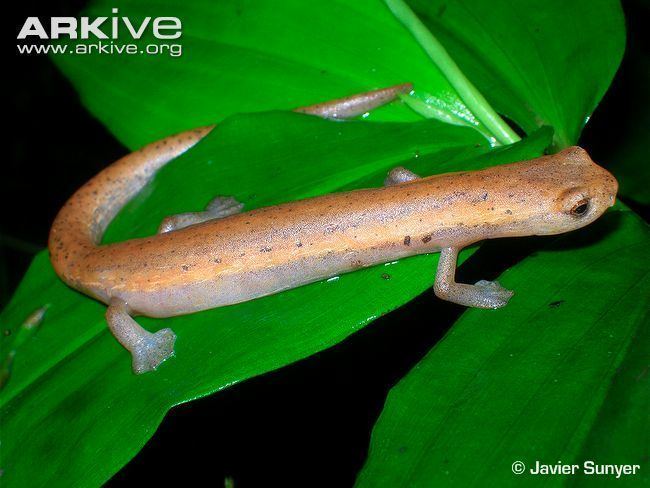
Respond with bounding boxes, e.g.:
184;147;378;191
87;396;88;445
182;265;190;271
505;209;512;215
381;273;391;280
549;300;565;308
259;247;272;253
296;242;303;248
213;258;222;263
422;235;432;243
481;192;488;200
403;236;411;246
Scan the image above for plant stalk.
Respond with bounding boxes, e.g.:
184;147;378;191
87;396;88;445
384;0;520;145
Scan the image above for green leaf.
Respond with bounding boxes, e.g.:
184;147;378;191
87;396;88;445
0;115;552;487
587;5;650;206
403;0;625;148
382;0;520;145
53;0;472;149
52;0;624;151
356;206;649;487
605;88;650;206
573;297;649;488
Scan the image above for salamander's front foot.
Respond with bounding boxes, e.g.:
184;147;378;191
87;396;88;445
433;247;514;309
472;280;514;309
131;328;176;374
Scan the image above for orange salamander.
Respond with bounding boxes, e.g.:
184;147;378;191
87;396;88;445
48;84;618;374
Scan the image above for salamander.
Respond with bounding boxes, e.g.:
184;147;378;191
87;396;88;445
48;84;618;373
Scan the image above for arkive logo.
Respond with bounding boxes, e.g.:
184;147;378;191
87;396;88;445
16;8;183;57
17;8;182;40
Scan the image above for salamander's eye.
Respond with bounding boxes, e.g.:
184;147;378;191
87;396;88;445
570;199;589;216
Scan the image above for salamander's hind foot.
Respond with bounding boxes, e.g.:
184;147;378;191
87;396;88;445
106;298;176;374
131;328;176;374
158;195;243;233
472;280;514;309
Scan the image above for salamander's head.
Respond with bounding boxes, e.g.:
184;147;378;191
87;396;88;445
507;146;618;236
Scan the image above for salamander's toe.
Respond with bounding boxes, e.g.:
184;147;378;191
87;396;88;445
474;280;514;309
131;328;176;374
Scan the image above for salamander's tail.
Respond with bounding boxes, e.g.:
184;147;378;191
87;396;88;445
295;83;412;119
48;83;412;292
48;126;214;289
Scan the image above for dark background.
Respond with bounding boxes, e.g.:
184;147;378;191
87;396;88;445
6;1;648;486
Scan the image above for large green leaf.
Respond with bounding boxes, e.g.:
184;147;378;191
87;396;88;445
356;206;649;487
51;0;624;151
403;0;625;148
0;114;551;487
584;0;649;206
53;0;461;149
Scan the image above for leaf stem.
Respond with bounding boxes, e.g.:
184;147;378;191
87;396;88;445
384;0;520;145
